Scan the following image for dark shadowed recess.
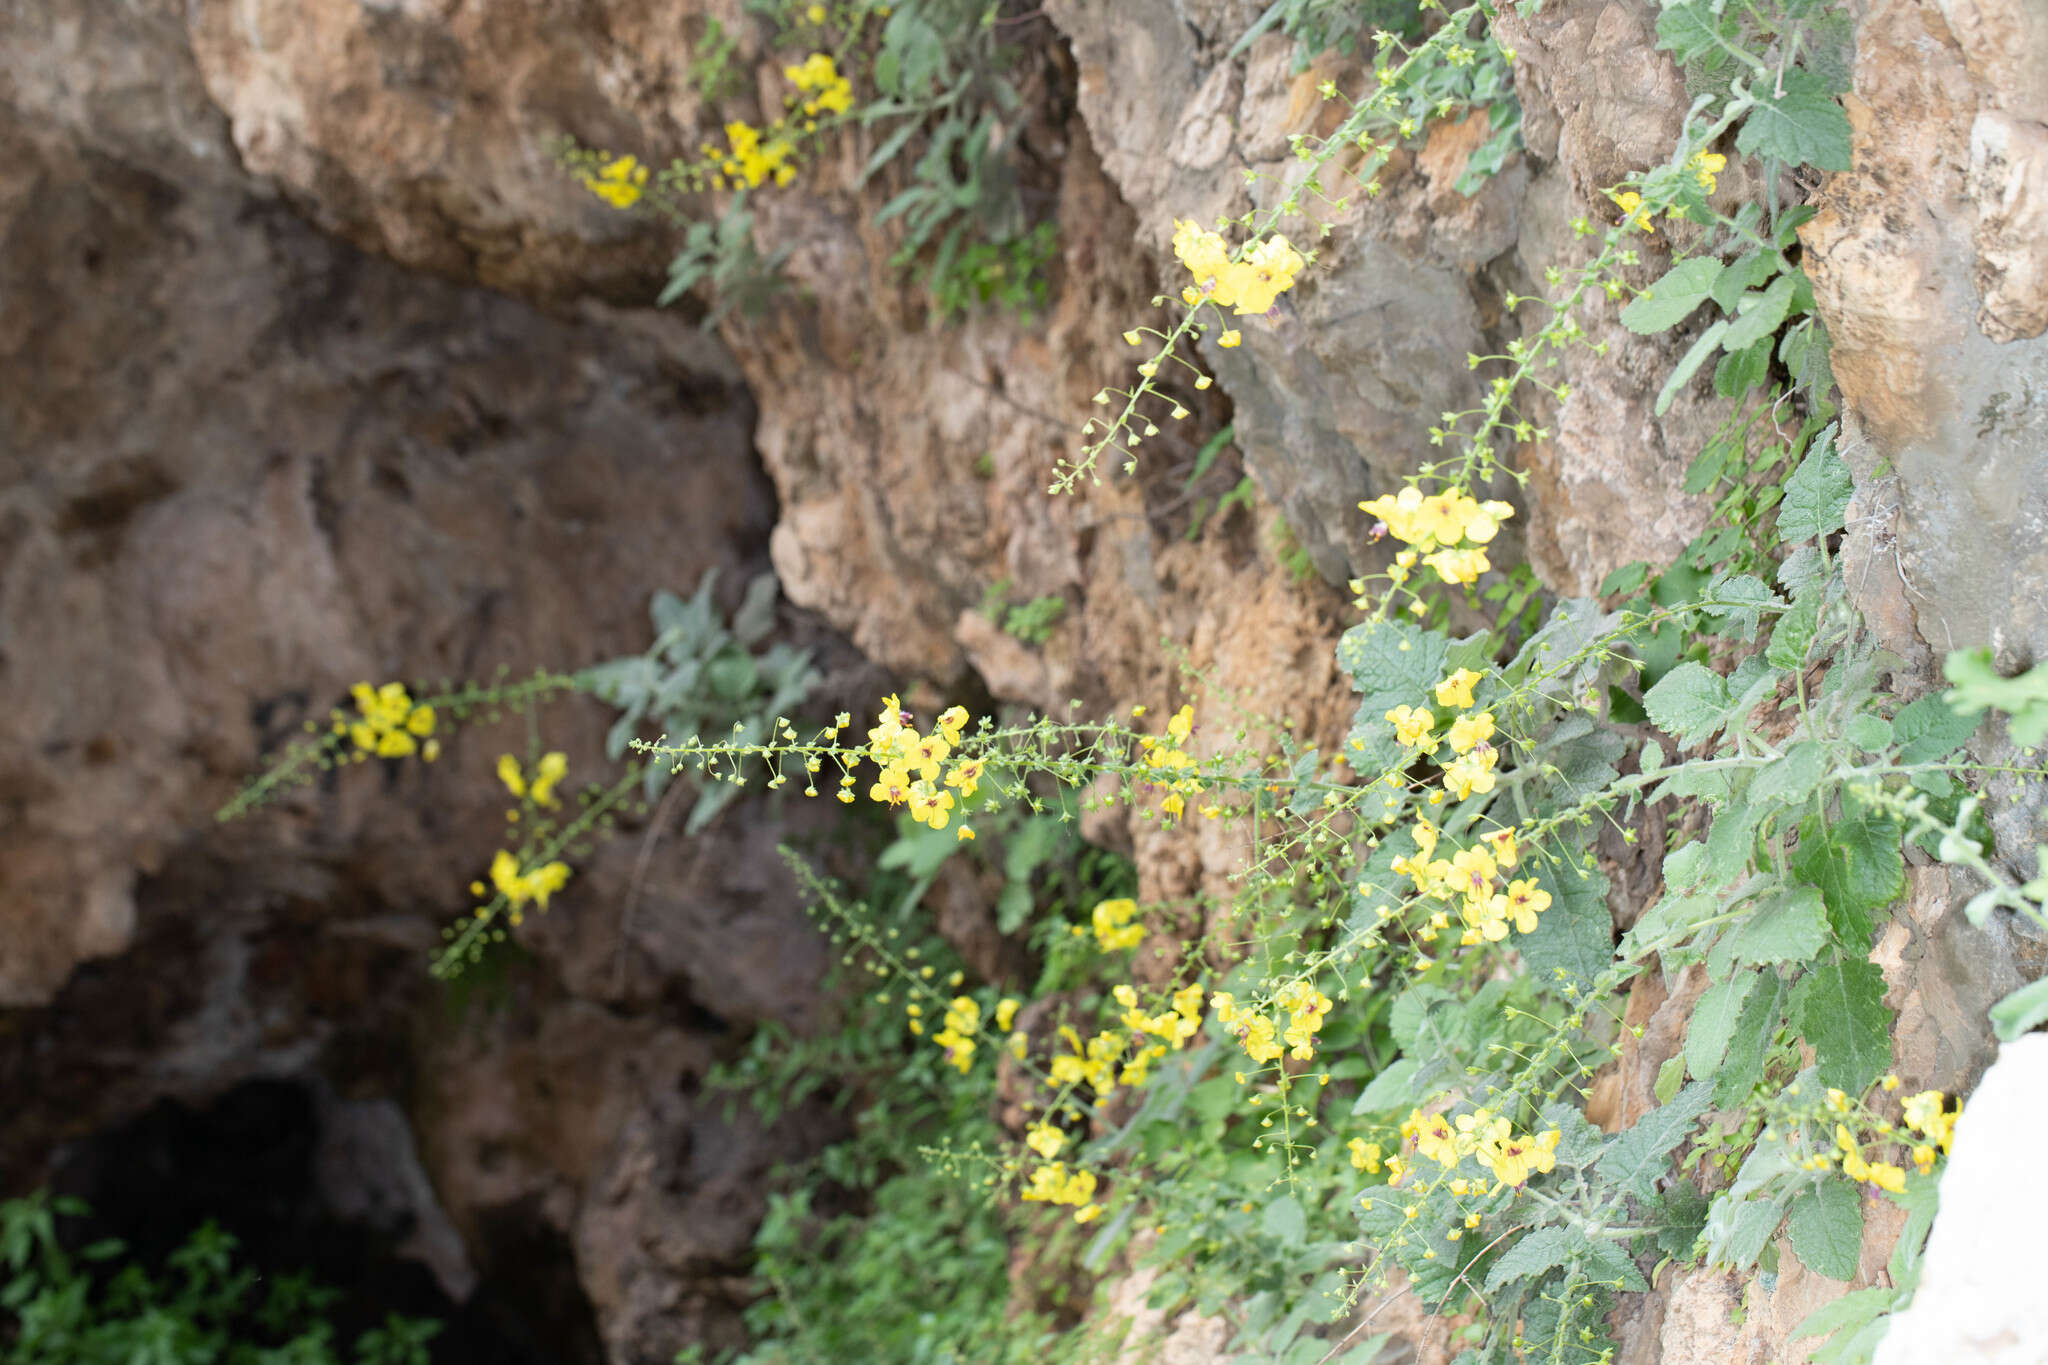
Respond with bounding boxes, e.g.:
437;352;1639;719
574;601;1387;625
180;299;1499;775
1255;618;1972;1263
49;1079;606;1365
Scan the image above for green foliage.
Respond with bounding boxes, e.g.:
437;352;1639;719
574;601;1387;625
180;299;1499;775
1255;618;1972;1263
656;198;791;322
978;582;1069;647
0;1193;439;1365
686;16;747;104
929;221;1058;323
1944;650;2048;750
582;568;820;828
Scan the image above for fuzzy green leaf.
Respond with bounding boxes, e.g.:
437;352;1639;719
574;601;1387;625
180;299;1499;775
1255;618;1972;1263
1621;257;1725;334
1643;662;1732;748
1656;319;1731;416
1679;970;1761;1080
1715;970;1787;1106
1484;1225;1577;1293
1791;808;1904;944
1795;957;1893;1095
1598;1081;1714;1202
1787;1179;1863;1281
1777;426;1851;544
1720;273;1799;353
1738;68;1854;171
1892;693;1979;764
1518;862;1614;994
1729;886;1831;967
1989;975;2048;1043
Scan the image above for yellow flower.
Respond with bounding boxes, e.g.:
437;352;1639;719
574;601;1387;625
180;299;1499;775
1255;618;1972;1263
994;998;1020;1032
1091;898;1145;952
1026;1124;1066;1158
868;764;912;807
945;756;985;799
1447;712;1495;754
1442;748;1499;800
957;825;975;841
936;705;970;744
1171;219;1231;289
1448;845;1498;900
1503;879;1551;933
1348;1140;1382;1173
908;781;955;829
1614;190;1654;233
1218;329;1242;348
907;729;953;779
1411;1111;1460;1167
489;850;573;911
528;751;567;808
1482;826;1519;868
1434;669;1482;709
581;154;650;209
1166;704;1195;745
1484;1128;1561;1187
1385;704;1438;750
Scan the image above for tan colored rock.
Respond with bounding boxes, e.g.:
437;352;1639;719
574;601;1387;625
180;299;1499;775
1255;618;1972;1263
1803;0;2048;659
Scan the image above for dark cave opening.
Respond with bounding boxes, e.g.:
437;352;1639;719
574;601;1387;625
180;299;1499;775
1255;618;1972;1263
47;1077;606;1365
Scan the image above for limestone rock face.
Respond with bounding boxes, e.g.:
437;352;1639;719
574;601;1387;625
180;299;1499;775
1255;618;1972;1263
1802;0;2048;662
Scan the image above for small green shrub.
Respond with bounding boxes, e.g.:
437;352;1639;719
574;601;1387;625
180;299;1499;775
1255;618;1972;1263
0;1193;440;1365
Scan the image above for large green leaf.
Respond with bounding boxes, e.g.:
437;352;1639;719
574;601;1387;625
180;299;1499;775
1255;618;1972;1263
1787;1179;1863;1281
1777;425;1851;544
1643;662;1732;748
1790;808;1904;945
1597;1081;1714;1201
1794;956;1894;1095
1518;862;1614;994
1738;68;1853;171
1727;886;1831;968
1621;256;1725;334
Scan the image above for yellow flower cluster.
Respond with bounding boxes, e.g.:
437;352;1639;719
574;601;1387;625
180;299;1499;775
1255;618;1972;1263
497;751;566;808
1690;150;1727;194
1831;1122;1908;1193
1170;220;1305;317
1091;897;1144;952
720;120;797;189
1357;488;1515;586
581;154;649;209
1136;704;1206;820
1047;1022;1166;1092
1210;981;1333;1065
1026;1122;1066;1158
1391;820;1548;946
865;697;980;831
341;681;438;759
1112;982;1206;1051
783;52;852;117
1020;1161;1101;1223
1798;1080;1957;1190
1400;1107;1561;1190
488;850;571;918
933;995;981;1074
1900;1087;1958;1161
1384;670;1503;803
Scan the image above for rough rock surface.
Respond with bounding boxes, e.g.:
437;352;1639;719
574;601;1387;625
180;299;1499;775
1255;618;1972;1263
1803;0;2048;663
